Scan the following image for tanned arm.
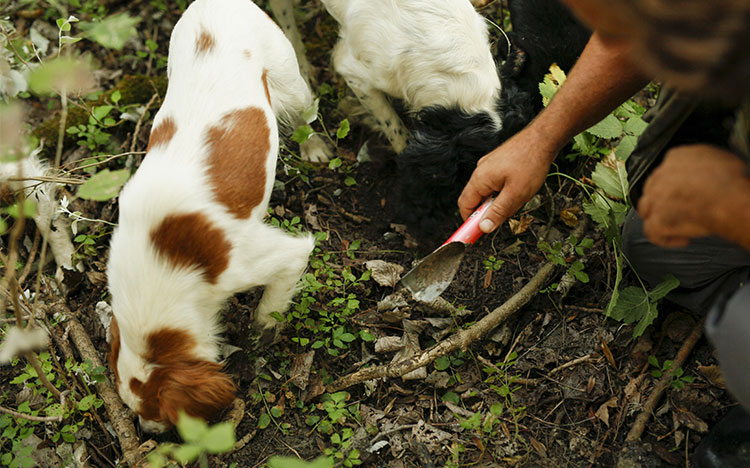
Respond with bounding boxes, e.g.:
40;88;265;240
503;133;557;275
458;31;650;233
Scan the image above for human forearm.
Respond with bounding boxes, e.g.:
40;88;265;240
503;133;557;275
527;31;650;158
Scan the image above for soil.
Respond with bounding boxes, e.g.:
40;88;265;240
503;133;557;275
0;1;734;468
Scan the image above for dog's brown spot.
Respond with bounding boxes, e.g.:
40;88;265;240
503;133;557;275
195;28;216;55
205;107;269;218
150;213;231;284
109;317;121;385
130;328;235;427
147;117;177;152
261;69;271;105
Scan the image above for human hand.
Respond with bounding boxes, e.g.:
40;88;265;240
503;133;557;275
457;127;558;233
638;144;750;248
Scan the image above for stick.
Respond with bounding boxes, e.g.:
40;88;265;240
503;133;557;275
50;302;141;466
327;262;557;392
625;319;704;442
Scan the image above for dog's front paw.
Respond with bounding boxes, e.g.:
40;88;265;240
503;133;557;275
300;134;332;163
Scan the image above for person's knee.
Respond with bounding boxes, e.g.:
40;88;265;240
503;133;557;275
707;285;750;411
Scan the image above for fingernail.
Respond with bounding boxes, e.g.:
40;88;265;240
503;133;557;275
480;219;495;233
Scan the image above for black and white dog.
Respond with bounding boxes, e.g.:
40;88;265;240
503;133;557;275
320;0;589;235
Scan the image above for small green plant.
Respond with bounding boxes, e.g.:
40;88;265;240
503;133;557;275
147;412;235;468
647;355;695;390
267;456;333;468
538;235;592;284
482;255;505;271
481;352;525;435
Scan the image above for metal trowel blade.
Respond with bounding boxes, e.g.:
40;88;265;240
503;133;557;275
400;241;467;303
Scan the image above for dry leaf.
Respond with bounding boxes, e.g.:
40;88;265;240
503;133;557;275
304;203;322;230
529;436;547;458
365;260;404;287
697;364;726;389
673;407;709;433
508;214;533;235
560;206;581;228
599;336;617;370
483;269;492;289
595;397;618;426
375;336;403;353
289;351;315;390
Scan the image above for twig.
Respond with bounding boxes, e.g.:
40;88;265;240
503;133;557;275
24;351;63;400
130;93;159;153
49;302;141;466
17;230;40;285
625;319;704;442
0;404;63;422
327;261;557;392
548;353;595;375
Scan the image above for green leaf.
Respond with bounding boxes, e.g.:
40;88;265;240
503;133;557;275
202;422;236;454
301;99;319;124
171;444;203;463
111;90;121;104
328;157;342;170
77;168;130;201
442;391;459;405
606;286;649;323
176;411;208;443
336;119;350;139
539;64;566;107
4;199;37;219
28;57;94;95
585;114;623;139
292;125;314;144
267;456;334;468
633;301;659;338
591;159;629;200
344;176;357;186
615;134;638;160
258;412;271;429
80;14;140;50
490;402;504;416
624;116;648;136
92;105;113;122
648;355;659;367
434;356;451;371
270;406;283;418
649;274;680;301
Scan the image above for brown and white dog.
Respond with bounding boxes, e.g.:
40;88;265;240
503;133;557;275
107;0;327;432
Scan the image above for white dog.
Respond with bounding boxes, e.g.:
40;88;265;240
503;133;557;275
107;0;322;432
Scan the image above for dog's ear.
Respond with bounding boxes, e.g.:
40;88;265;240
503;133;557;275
155;361;236;426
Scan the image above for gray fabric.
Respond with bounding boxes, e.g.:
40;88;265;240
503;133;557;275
707;285;750;411
622;209;750;313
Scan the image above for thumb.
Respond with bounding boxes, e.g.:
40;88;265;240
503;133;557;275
479;192;517;234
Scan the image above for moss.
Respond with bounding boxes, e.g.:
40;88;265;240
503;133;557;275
32;74;168;159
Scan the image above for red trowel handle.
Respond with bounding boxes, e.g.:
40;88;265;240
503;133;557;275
443;198;494;246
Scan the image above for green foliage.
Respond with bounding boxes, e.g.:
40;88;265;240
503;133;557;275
647;355;696;390
147;412;236;468
606;274;680;337
79;14;140;50
267;456;334;468
1;352;106;467
482;255;504;271
538;236;592;284
77;168;130;201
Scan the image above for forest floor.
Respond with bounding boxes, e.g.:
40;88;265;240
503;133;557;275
0;1;734;467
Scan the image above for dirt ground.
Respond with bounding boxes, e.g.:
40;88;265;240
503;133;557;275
0;1;734;467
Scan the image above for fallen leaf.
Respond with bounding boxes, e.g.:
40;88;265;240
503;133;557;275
595;397;618;426
483;269;492;289
303;203;322;230
375;336;403;353
365;260;404;287
697;364;726;389
560;206;581;227
673;407;709;433
599;336;617;370
289;351;315;391
529;436;547;458
508;215;533;235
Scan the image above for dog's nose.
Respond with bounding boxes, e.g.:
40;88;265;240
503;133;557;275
138;416;169;434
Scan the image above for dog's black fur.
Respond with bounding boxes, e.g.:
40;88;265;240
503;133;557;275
395;0;590;236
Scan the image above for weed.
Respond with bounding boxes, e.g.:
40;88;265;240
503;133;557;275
647;355;695;390
483;255;505;271
147;412;235;468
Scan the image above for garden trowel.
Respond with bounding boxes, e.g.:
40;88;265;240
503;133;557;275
401;198;494;302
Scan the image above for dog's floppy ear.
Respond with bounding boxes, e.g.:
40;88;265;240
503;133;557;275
155;361;236;426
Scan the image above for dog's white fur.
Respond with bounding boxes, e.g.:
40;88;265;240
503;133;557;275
320;0;502;153
107;0;318;432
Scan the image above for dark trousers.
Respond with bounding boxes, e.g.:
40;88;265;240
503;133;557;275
622;209;750;409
